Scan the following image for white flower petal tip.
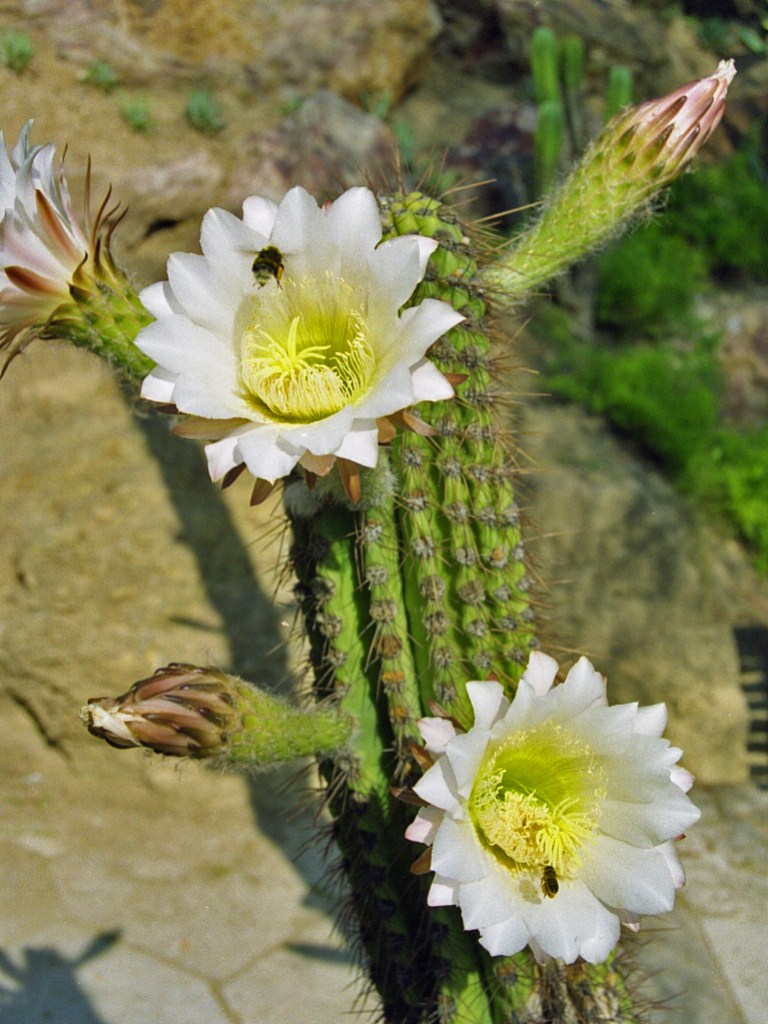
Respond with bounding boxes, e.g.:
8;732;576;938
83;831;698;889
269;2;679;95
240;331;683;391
418;716;457;755
405;650;700;963
136;185;461;496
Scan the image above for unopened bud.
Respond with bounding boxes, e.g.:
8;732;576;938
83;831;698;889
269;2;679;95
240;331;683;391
82;664;354;767
610;59;735;186
486;61;736;304
83;664;236;758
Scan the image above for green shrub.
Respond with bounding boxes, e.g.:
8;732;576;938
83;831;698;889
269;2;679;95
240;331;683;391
83;60;119;93
185;88;225;136
0;29;34;74
119;97;155;134
595;221;708;337
686;429;768;572
664;150;768;280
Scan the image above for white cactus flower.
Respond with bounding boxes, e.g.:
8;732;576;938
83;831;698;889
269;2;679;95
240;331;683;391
136;186;462;497
0;121;90;364
406;652;700;964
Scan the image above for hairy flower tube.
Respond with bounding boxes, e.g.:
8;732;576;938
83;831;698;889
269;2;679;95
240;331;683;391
0;121;91;366
405;652;700;964
136;186;462;499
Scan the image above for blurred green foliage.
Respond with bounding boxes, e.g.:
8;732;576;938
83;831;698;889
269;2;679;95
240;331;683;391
595;147;768;337
539;306;768;569
0;29;34;74
185;88;225;136
119;97;155;134
83;60;120;94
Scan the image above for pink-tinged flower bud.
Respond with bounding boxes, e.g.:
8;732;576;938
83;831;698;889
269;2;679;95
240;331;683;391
82;663;355;766
486;61;736;304
82;664;237;758
611;59;736;187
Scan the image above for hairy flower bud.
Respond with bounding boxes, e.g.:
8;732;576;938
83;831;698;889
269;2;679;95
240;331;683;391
486;60;736;304
82;664;354;766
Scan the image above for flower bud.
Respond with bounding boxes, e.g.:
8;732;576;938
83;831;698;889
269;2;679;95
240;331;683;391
82;663;355;766
486;61;736;305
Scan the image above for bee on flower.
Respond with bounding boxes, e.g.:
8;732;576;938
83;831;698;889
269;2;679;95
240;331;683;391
136;186;463;503
405;651;701;965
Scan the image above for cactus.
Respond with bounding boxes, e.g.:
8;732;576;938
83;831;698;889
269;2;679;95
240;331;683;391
1;65;736;1024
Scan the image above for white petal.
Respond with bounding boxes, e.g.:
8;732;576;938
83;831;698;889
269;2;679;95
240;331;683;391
427;877;460;907
520;650;559;695
326;187;382;261
140;279;183;318
166;251;238;336
365;234;426;312
410;359;454;402
241;194;278;238
443;729;492;797
458;875;522;930
581;834;678;914
271;187;333;276
331;422;380;467
466;680;509;730
140;368;176;403
378;299;464;371
478;914;531;957
204;435;242;481
670;764;695;793
431;818;489;882
634;702;668;737
563;656;607;706
527;879;619;964
418;717;457;755
405;805;443;846
413;757;461;813
236;427;303;482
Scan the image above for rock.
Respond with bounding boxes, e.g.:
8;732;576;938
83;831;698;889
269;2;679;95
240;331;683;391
706;286;768;431
24;0;442;100
225;91;398;209
520;398;753;785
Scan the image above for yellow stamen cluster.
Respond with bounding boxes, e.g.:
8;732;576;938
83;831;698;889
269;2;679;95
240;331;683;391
239;273;375;422
468;723;605;880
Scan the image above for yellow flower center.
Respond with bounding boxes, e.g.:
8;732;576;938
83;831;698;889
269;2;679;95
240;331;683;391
468;722;605;881
239;273;375;422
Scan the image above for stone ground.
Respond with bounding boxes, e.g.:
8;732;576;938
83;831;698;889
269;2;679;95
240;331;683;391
1;346;767;1023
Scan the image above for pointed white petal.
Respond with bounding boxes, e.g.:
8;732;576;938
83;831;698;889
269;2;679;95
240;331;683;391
466;680;509;729
418;717;457;755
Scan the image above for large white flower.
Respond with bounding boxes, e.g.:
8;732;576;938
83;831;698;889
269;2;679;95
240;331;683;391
405;652;700;965
0;121;90;361
136;186;462;496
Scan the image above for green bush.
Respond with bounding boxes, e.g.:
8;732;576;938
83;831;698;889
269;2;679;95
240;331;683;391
664;150;768;280
544;328;720;472
0;29;34;74
185;88;225;136
687;429;768;572
83;60;119;93
119;97;155;134
595;222;708;337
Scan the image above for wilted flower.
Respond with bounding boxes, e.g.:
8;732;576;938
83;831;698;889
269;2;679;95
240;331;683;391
405;652;700;964
0;121;90;367
136;186;462;501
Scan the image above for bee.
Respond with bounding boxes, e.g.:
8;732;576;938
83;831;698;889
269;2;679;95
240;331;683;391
540;865;559;899
250;245;285;287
